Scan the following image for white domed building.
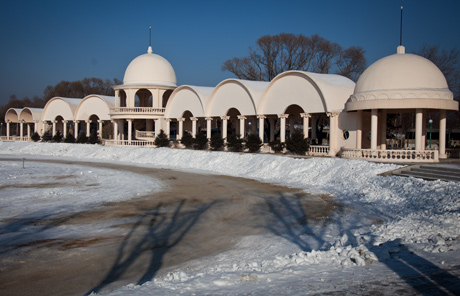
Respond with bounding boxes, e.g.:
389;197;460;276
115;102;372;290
344;45;458;161
4;43;458;163
111;45;177;142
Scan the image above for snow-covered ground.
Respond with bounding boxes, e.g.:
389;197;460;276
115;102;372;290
1;141;460;295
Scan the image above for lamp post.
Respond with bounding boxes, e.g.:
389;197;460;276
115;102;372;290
428;119;433;148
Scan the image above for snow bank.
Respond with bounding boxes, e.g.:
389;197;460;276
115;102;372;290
2;141;460;295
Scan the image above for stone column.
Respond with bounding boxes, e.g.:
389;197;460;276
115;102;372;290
52;121;57;137
63;120;67;138
257;115;266;143
97;120;103;139
415;108;423;151
206;117;212;139
177;118;185;140
379;110;387;150
300;113;311;138
127;119;133;142
112;120;118;141
439;110;447;159
120;120;125;141
20;121;24;138
6;121;10;138
327;112;339;156
86;120;91;137
34;121;39;134
356;110;363;149
191;117;198;137
27;123;31;139
269;117;275;142
278;114;289;143
421;111;427;151
238;115;246;138
221;116;229;142
371;109;378;150
165;118;171;139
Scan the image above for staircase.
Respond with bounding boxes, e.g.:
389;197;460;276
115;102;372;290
390;165;460;182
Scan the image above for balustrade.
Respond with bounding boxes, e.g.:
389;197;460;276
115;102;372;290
341;148;439;163
110;107;165;114
104;140;156;147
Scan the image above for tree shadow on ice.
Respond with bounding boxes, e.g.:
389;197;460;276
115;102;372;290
87;199;214;295
330;206;460;294
265;193;330;252
364;238;460;295
0;210;82;255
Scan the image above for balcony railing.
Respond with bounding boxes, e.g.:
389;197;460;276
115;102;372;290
341;148;439;163
0;136;30;142
110;107;166;114
136;130;155;139
309;145;329;156
104;140;156;147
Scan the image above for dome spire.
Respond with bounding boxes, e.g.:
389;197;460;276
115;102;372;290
397;6;405;54
147;26;153;54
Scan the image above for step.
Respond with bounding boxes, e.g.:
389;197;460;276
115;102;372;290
399;171;460;182
419;166;460;175
411;168;460;178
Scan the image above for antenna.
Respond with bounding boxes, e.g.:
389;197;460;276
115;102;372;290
149;26;152;47
400;6;403;46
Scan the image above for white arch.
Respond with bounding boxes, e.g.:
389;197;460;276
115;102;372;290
165;85;213;118
4;108;22;122
75;95;115;121
205;79;269;117
19;108;43;122
258;71;355;115
42;97;82;121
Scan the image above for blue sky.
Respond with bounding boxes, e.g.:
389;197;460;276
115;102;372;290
0;0;459;106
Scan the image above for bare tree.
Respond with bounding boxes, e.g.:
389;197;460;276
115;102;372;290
43;77;121;102
222;33;366;82
336;46;367;81
417;45;460;129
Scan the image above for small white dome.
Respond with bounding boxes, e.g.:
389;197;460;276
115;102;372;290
123;48;177;87
355;48;448;95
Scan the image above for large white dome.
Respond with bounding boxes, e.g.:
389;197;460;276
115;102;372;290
346;46;457;111
355;48;448;94
123;47;177;87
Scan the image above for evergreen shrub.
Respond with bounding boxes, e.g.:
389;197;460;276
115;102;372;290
193;132;208;150
226;134;244;152
181;131;194;148
269;139;285;153
64;132;76;143
285;129;310;155
31;132;40;142
210;133;224;151
41;130;52;142
245;134;262;153
154;129;170;147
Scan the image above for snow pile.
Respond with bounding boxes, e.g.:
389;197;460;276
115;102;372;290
1;141;460;295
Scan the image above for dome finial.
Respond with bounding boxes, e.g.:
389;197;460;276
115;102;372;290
147;26;153;54
397;6;405;54
400;6;403;46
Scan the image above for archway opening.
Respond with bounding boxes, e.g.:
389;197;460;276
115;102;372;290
135;89;152;107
